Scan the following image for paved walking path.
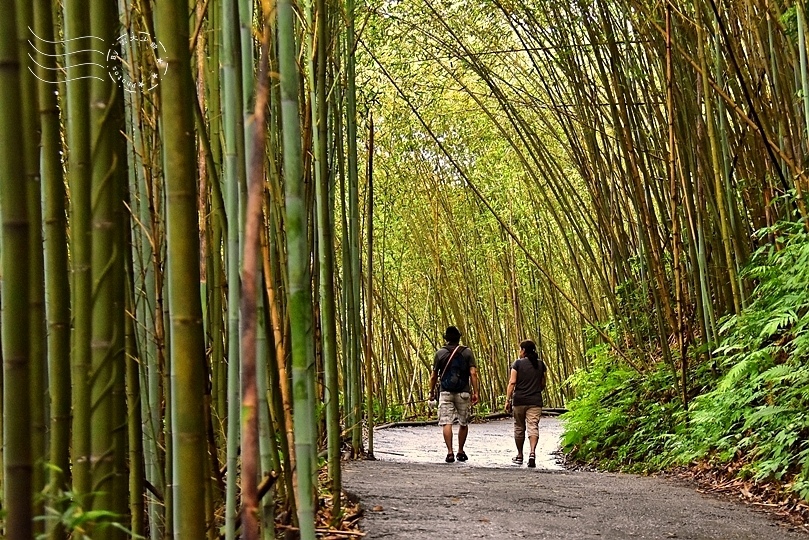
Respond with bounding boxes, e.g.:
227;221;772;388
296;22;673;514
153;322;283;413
343;418;808;539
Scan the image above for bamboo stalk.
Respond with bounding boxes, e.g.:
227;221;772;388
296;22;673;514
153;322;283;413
0;2;32;536
63;0;93;503
278;0;317;530
222;0;246;531
239;5;272;536
155;0;207;534
33;1;71;527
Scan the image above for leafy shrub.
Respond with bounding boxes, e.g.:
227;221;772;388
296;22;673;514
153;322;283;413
563;222;809;501
561;335;690;472
678;223;809;492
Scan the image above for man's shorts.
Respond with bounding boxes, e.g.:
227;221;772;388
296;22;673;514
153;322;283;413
513;405;542;438
438;391;471;426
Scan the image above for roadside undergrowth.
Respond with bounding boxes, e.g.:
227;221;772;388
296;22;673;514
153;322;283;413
562;223;809;522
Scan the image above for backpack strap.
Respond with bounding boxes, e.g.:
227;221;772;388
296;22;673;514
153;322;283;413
438;345;462;389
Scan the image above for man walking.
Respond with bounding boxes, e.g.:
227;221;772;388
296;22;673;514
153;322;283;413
428;326;479;463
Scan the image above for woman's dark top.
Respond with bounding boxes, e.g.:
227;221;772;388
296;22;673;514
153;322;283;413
511;357;546;407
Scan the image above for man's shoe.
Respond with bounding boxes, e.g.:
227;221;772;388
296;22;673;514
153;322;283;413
445;453;455;463
527;454;536;468
456;451;468;462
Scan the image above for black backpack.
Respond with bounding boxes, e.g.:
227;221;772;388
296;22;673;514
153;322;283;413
440;346;468;393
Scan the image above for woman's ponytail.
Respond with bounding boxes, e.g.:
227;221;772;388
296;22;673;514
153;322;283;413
520;339;539;369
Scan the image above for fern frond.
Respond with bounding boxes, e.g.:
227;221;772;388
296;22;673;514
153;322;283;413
718;357;759;392
756;364;793;384
743;406;791;430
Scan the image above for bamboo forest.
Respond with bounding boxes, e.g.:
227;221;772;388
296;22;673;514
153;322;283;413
2;0;809;536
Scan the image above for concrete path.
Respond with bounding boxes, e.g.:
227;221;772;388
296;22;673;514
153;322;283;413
343;418;808;539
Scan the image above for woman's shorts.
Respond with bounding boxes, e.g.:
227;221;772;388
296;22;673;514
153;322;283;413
513;405;542;438
438;391;471;426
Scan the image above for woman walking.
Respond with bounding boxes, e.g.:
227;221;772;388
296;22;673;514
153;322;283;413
505;340;547;467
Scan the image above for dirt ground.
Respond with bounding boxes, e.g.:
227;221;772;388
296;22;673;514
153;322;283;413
343;417;809;539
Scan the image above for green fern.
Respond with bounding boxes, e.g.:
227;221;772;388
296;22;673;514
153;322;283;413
743;406;791;430
759;309;798;339
756;364;794;385
718;356;761;392
562;222;809;501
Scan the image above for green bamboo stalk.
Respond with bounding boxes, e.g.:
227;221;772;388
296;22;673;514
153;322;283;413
1;0;32;534
208;218;226;447
124;18;160;524
695;12;741;315
222;0;245;531
798;3;809;155
767;14;790;216
125;278;145;537
87;0;123;530
278;0;317;532
344;0;363;455
119;4;163;536
62;0;93;503
665;2;688;411
333;75;353;430
208;0;223;177
161;267;173;537
264;50;298;493
33;0;71;525
204;399;218;540
0;313;3;508
113;146;129;533
240;0;255;170
14;3;46;520
378;217;388;423
196;63;228;523
263;203;297;520
154;0;207;535
312;0;342;515
207;0;227;433
137;137;165;540
256;271;277;539
365;113;375;456
711;20;747;306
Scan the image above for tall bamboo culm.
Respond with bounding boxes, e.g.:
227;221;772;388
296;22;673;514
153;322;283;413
62;0;93;503
222;0;245;530
33;2;72;529
277;0;317;532
155;0;207;536
15;2;47;524
1;1;32;537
